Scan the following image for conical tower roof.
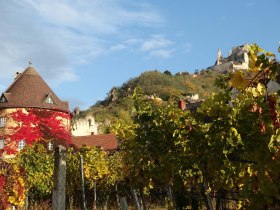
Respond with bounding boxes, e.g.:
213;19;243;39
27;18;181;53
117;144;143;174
0;66;69;113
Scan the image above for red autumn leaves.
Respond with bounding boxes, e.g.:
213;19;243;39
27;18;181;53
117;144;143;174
0;108;71;155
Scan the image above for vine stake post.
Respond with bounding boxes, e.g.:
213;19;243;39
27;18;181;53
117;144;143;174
52;145;66;210
80;155;87;210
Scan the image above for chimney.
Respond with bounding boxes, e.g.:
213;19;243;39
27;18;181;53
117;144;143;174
74;107;80;115
14;72;21;80
178;100;186;110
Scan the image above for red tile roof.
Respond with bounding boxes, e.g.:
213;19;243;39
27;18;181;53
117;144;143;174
71;134;118;150
0;66;69;113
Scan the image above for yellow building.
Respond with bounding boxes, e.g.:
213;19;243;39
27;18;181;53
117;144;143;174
0;66;70;153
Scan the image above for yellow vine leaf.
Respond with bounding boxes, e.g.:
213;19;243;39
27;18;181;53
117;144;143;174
257;83;266;95
148;178;154;189
247;166;253;176
229;71;250;90
266;52;275;57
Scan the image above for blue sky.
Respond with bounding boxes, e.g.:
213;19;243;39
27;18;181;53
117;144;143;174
0;0;279;110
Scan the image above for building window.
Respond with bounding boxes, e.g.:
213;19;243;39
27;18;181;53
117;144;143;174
44;94;54;104
0;117;6;127
45;97;54;104
0;96;7;103
88;119;92;127
18;140;26;150
0;139;4;149
48;142;53;151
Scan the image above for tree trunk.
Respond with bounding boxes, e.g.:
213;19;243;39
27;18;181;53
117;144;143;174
103;194;109;210
191;187;199;210
115;184;120;209
201;182;213;210
216;189;227;210
166;184;175;210
24;194;28;210
68;195;74;210
139;188;147;210
93;181;97;210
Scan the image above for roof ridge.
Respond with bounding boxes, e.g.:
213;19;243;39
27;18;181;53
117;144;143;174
1;65;39;93
0;65;69;113
21;66;40;76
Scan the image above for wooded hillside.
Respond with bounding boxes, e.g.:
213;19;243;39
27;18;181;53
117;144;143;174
77;69;222;133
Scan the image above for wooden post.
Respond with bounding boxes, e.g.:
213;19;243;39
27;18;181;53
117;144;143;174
79;155;87;210
131;188;142;210
201;181;213;210
93;181;97;210
52;145;66;210
115;184;120;208
166;184;174;210
24;195;28;210
120;197;128;210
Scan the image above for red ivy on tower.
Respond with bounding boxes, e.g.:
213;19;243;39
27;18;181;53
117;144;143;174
1;108;71;155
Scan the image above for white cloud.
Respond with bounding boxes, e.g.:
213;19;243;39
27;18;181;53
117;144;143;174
150;49;173;58
109;44;128;52
140;35;173;51
0;0;164;84
123;38;142;45
181;43;192;54
20;0;163;35
139;35;174;58
245;1;255;7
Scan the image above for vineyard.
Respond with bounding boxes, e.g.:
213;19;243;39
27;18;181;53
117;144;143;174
1;44;280;209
